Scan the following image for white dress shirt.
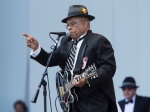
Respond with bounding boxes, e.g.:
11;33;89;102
30;45;41;57
124;95;136;112
30;33;86;76
70;33;86;75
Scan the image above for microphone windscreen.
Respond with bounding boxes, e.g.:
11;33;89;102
65;31;70;37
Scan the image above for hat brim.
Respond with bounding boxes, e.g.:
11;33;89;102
119;85;139;88
119;82;139;88
61;14;95;23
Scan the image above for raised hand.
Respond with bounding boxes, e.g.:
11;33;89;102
23;33;39;51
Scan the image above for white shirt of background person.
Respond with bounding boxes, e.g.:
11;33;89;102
124;95;136;112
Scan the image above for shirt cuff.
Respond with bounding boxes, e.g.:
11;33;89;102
30;45;41;57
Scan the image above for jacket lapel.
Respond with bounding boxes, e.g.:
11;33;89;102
59;37;73;70
133;95;140;112
73;30;92;75
121;100;125;112
61;35;73;52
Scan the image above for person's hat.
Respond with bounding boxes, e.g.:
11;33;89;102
120;77;139;88
61;5;95;23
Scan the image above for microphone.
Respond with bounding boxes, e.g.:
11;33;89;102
50;31;70;37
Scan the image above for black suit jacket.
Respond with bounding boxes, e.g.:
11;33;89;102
118;95;150;112
32;30;118;112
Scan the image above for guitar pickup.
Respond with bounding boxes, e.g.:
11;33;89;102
59;86;65;98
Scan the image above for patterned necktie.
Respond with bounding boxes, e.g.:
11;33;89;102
65;40;78;71
65;37;84;71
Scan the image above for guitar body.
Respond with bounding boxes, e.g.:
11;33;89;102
56;70;78;112
56;64;97;112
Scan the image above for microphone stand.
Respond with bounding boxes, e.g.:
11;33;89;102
31;34;62;112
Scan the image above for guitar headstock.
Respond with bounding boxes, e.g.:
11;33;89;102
84;64;98;79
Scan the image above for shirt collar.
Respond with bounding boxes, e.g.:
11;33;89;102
71;32;87;41
125;94;136;103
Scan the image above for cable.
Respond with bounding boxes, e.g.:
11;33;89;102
49;33;56;44
46;72;53;112
55;96;59;112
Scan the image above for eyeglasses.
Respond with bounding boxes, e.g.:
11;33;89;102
122;87;135;91
65;20;84;29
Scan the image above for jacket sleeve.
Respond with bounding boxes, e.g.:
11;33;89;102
30;47;60;67
88;36;116;87
145;97;150;112
30;36;67;67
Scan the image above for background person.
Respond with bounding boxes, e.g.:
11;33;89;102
14;100;27;112
118;77;150;112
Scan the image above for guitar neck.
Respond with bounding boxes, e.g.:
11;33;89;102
76;72;85;82
67;72;85;90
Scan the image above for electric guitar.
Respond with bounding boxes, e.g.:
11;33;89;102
56;64;98;112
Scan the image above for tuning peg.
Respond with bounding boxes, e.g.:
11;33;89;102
91;77;93;79
93;75;96;78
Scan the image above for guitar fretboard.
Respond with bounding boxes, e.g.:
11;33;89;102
65;72;85;91
63;64;97;94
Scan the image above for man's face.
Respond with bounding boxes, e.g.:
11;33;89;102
122;86;136;100
66;17;87;40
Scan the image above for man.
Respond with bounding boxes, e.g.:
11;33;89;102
23;5;118;112
118;77;150;112
14;100;27;112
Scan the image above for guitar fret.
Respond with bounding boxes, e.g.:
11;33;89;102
77;77;79;82
78;77;80;81
81;73;84;78
69;82;73;88
66;81;73;91
77;73;84;82
79;77;80;81
67;83;71;89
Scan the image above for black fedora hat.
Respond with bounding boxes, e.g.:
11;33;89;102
61;5;95;23
120;77;139;88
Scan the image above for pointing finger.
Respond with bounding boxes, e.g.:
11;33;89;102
23;33;30;37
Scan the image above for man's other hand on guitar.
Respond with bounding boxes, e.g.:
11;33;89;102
73;75;88;87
